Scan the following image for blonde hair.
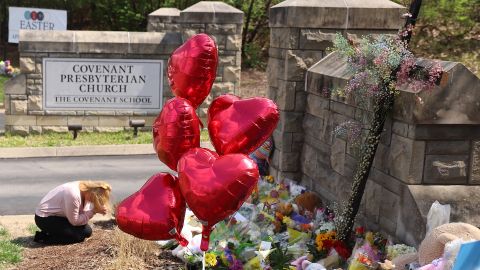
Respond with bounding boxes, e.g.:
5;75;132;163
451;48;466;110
79;181;112;213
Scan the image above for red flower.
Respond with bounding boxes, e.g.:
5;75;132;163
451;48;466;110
334;241;352;260
355;226;365;235
323;239;334;250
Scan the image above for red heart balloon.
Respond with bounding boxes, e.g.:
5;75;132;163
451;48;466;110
168;33;218;108
208;94;279;155
177;148;259;251
153;97;201;171
116;173;187;245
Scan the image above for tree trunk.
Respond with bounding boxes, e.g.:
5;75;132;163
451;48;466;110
336;89;395;242
336;0;423;244
241;0;255;57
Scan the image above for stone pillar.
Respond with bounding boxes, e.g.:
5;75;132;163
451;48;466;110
148;2;243;120
267;0;405;182
147;8;181;32
305;52;480;246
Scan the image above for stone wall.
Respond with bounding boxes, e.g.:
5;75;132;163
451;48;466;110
4;31;181;135
147;1;243;118
267;0;480;246
304;52;480;246
267;0;404;181
4;1;243;134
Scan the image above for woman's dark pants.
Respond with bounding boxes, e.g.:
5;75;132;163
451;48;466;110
34;215;92;245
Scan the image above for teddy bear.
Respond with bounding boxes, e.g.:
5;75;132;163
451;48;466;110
418;222;480;265
294;191;322;215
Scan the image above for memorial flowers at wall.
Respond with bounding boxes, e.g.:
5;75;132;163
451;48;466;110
161;175;418;270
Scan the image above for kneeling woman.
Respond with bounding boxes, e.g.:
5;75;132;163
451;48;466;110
34;181;112;244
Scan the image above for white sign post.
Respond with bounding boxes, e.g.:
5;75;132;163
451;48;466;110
43;58;164;110
8;7;67;43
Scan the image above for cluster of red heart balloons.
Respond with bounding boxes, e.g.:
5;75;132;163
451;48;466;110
116;34;279;251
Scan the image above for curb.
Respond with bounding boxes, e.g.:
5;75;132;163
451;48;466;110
0;141;213;159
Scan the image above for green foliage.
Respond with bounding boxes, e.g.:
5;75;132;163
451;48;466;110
3;1;476;73
242;43;267;69
0;0;279;70
0;0;198;31
393;0;479;76
224;0;282;69
267;243;294;270
0;75;8;104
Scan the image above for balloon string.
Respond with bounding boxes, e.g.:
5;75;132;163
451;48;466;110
202;251;206;270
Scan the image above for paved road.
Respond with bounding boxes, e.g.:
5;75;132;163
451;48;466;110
0;155;174;215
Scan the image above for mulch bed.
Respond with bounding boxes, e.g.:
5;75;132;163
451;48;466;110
10;220;184;270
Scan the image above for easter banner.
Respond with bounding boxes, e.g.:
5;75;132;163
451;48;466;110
8;7;67;43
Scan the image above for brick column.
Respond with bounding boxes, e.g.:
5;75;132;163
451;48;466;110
267;0;405;182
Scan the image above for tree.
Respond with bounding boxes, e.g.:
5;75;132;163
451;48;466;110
333;1;443;243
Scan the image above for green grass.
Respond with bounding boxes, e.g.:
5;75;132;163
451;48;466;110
0;226;22;268
0;75;9;104
200;129;210;142
0;131;152;148
0;228;7;238
0;129;210;148
26;224;39;235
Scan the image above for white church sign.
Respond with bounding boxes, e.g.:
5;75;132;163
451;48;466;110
43;58;163;110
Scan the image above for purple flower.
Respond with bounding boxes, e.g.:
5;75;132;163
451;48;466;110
229;259;243;270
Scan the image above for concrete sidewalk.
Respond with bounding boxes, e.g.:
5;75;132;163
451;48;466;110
0;141;213;159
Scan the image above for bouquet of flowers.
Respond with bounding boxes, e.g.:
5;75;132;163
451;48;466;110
0;60;20;77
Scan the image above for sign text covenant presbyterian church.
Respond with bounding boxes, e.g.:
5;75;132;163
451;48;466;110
43;58;163;110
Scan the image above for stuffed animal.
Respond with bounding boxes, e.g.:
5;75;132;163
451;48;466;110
391;253;418;268
275;202;294;217
294;191;322;214
379;260;395;270
292;257;326;270
418;222;480;265
171;210;202;259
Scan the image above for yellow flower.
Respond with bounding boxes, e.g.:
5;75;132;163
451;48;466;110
282;216;295;227
316;233;326;250
205;253;217;267
316;241;324;251
365;232;374;245
265;175;274;183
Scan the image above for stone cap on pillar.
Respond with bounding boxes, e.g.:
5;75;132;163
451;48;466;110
306;51;480;125
179;1;243;24
270;0;405;29
148;7;181;23
19;30;182;54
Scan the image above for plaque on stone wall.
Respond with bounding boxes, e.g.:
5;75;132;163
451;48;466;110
43;58;163;110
